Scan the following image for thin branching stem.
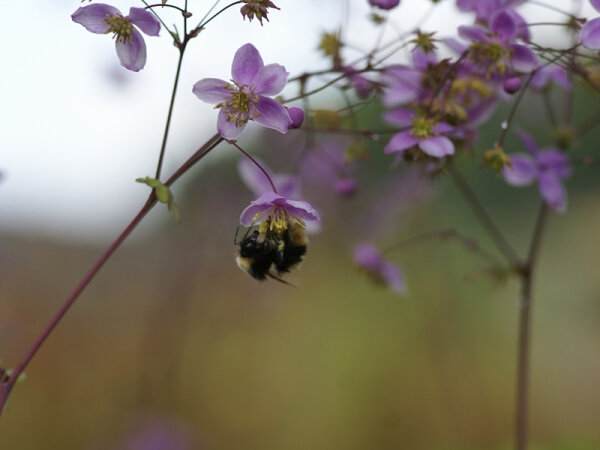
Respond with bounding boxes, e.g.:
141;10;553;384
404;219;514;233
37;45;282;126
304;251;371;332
0;134;223;417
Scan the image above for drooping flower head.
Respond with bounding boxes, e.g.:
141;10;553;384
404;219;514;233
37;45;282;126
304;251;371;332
240;192;319;236
240;0;280;25
71;3;160;72
193;43;293;139
353;244;405;294
502;131;571;212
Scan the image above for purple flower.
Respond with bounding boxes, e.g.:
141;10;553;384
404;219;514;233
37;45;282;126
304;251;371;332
240;192;319;232
369;0;401;10
71;3;160;72
343;66;374;98
503;76;521;94
353;244;405;294
286;107;305;129
456;0;530;40
193;43;292;139
301;141;360;197
240;0;280;25
581;1;600;49
458;10;538;77
238;157;301;199
384;109;455;158
502;131;571;212
530;66;571;91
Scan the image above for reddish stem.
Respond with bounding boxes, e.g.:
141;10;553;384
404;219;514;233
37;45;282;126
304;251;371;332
0;134;223;416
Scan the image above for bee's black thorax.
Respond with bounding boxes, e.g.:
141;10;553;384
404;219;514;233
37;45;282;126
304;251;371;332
236;223;308;281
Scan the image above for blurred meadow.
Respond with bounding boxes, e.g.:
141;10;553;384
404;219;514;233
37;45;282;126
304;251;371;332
2;94;600;448
2;1;600;449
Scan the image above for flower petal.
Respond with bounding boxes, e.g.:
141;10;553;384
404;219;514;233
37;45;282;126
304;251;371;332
592;0;600;13
115;28;146;72
537;150;571;178
385;131;416;154
217;109;247;139
380;66;421;107
581;17;600;49
252;64;289;96
458;25;489;42
231;43;264;85
510;44;539;73
503;154;537;186
72;3;120;33
419;136;454;157
254;97;292;134
238;157;277;196
192;78;231;103
273;174;302;199
383;109;413;127
538;172;567;212
381;262;405;294
516;129;538;155
128;7;161;36
280;199;320;222
491;10;517;42
239;203;274;225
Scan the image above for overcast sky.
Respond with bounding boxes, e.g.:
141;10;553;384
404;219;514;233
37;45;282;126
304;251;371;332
0;0;583;242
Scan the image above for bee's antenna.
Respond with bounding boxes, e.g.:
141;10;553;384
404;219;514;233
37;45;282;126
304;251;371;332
234;225;241;245
266;271;298;288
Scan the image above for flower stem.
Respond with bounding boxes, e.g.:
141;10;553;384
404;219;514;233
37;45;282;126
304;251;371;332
227;140;278;194
0;134;223;417
447;162;521;267
155;48;186;180
515;203;549;450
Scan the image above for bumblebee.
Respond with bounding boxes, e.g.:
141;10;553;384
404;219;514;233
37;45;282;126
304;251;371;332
235;220;308;282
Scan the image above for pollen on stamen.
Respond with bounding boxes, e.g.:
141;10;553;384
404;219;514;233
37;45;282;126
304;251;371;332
102;14;133;44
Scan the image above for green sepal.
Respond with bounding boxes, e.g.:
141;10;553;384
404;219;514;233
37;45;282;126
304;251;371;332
136;176;161;188
155;184;170;203
136;176;181;223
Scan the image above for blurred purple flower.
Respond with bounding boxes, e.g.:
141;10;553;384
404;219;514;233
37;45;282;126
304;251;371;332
369;0;400;9
238;157;301;198
456;0;530;40
301;141;360;197
343;66;374;98
503;76;521;93
530;66;571;91
581;1;600;49
286;107;305;129
353;244;405;294
384;109;455;158
71;4;160;72
503;131;571;212
458;10;538;76
193;43;292;139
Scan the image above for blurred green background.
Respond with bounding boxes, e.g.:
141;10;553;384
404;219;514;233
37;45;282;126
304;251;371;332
2;79;600;450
